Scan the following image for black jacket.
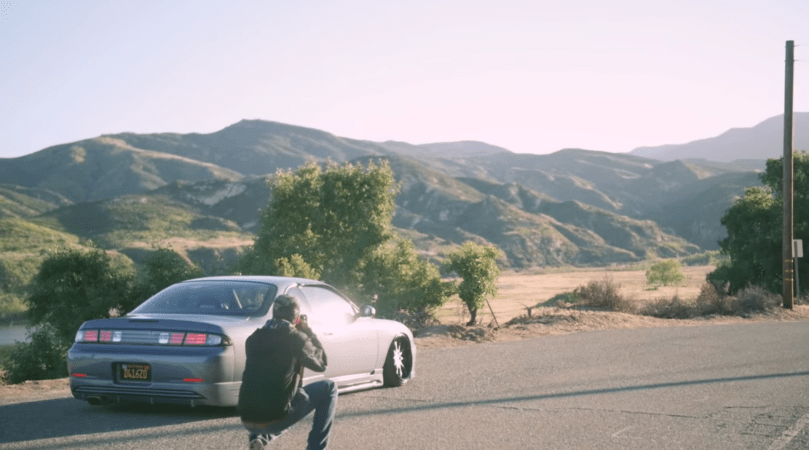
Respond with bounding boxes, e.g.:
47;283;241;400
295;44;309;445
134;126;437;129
238;318;328;422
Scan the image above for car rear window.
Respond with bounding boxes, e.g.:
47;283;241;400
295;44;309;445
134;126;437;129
130;281;278;317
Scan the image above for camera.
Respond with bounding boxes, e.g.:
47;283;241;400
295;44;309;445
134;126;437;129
296;314;308;328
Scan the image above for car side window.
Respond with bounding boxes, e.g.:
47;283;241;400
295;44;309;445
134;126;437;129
299;286;356;327
282;286;310;317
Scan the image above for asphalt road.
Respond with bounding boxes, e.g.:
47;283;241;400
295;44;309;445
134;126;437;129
2;321;809;449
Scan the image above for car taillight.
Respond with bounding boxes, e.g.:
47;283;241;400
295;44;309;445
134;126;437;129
158;332;187;344
177;333;225;346
184;333;208;345
75;330;98;342
75;329;230;346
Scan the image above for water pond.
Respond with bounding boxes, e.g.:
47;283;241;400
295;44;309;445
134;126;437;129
0;324;32;346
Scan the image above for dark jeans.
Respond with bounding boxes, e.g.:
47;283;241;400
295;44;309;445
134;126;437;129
244;379;338;450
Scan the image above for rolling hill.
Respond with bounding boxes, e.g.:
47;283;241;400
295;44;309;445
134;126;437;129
0;137;243;202
0;184;72;219
0;117;773;279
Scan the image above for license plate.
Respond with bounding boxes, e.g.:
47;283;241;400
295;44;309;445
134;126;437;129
119;363;151;382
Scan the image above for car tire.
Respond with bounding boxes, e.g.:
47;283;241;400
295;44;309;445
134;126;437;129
383;335;412;387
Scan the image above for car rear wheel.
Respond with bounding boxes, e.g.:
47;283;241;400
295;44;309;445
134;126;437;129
383;335;412;387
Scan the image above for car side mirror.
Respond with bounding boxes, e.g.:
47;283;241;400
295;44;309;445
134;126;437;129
361;305;376;317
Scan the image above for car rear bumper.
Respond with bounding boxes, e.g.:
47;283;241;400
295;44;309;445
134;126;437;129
68;343;239;407
70;378;241;407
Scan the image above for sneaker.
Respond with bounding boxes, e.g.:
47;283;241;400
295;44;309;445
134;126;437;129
249;435;270;450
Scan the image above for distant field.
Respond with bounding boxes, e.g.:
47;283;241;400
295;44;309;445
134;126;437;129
437;265;715;325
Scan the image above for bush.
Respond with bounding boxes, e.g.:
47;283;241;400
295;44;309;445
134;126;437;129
547;291;579;306
0;345;12;384
445;242;502;325
376;309;439;336
681;251;723;267
642;295;696;319
693;282;733;315
132;247;204;303
5;324;68;384
573;278;636;313
361;240;452;321
733;285;780;315
274;254;321;280
640;283;779;319
646;260;686;286
27;247;136;345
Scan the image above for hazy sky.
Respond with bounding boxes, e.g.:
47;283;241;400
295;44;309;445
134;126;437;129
1;0;808;159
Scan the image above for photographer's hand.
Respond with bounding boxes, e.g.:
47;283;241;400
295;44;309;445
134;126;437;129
296;314;312;334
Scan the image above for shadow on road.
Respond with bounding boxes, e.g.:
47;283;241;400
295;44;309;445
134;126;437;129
0;397;239;444
343;370;809;418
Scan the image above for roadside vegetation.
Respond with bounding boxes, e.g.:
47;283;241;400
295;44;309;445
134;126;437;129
1;246;205;384
0;345;12;384
446;242;502;325
562;278;783;319
707;152;809;294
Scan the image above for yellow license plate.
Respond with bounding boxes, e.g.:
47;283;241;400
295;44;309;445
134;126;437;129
120;363;151;382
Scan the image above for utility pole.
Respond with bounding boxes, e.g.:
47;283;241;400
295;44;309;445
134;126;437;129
783;40;795;309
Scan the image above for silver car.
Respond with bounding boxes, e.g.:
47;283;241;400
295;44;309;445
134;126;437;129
67;276;416;407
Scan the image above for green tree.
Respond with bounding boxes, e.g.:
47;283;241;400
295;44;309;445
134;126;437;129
709;186;781;293
26;247;135;345
133;247;204;302
646;260;686;286
708;152;809;294
445;242;502;325
242;160;398;290
274;254;321;280
360;240;452;318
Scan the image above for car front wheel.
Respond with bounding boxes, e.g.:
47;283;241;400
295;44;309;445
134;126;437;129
383;335;412;387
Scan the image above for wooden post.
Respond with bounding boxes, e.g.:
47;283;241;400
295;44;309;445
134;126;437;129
485;299;499;328
783;40;795;309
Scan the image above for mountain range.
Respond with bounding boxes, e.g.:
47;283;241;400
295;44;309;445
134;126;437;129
630;112;809;162
2;113;803;296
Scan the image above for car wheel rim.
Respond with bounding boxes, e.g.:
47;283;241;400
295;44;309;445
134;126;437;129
393;340;405;378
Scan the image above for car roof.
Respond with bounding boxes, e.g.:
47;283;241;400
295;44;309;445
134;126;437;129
178;275;326;289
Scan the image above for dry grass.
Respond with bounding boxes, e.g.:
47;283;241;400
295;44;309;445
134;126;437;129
435;265;715;326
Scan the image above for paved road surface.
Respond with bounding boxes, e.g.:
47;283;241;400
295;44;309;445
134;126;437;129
1;321;808;449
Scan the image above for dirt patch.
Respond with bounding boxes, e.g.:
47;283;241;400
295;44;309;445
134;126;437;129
416;304;809;350
0;377;71;405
